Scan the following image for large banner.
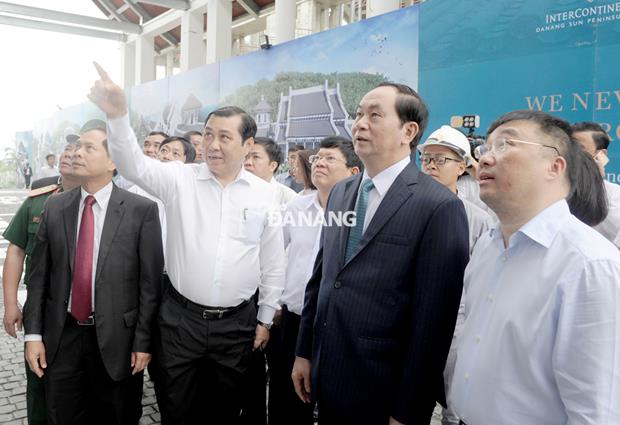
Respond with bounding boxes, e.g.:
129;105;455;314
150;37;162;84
127;6;420;152
419;0;620;180
24;0;620;179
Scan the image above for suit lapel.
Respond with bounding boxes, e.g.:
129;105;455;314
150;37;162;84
95;185;125;282
344;161;419;266
337;174;362;270
62;189;81;274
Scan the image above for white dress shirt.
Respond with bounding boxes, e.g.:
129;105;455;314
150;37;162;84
595;179;620;247
127;184;167;261
271;178;298;206
25;182;113;341
450;200;620;425
457;194;494;255
107;115;285;324
280;193;323;315
360;155;410;233
38;165;59;179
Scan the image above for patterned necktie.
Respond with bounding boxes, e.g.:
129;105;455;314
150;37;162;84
71;195;96;322
345;179;374;262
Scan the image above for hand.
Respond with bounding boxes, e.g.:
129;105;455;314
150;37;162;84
88;62;128;119
25;341;47;378
131;352;151;375
3;303;22;338
253;324;270;351
291;356;312;403
389;417;405;425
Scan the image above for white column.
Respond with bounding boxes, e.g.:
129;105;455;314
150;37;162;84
329;6;339;29
120;41;136;89
206;0;231;64
166;51;175;76
135;35;155;84
275;0;296;44
180;9;205;71
367;0;400;18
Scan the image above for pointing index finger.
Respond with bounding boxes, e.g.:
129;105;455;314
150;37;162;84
93;61;111;82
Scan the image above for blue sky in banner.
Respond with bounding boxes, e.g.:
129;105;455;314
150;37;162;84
419;0;620;180
219;6;419;99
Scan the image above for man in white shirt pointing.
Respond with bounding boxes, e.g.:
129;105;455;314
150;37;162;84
89;63;285;424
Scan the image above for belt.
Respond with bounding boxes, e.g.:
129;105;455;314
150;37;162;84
167;284;250;319
66;313;95;326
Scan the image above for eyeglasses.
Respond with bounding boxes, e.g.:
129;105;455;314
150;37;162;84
309;154;346;165
419;154;463;166
474;137;561;160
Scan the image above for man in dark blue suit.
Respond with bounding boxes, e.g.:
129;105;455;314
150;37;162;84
292;83;470;425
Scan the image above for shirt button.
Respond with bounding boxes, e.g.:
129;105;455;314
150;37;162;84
465;373;469;381
476;335;481;343
334;281;342;289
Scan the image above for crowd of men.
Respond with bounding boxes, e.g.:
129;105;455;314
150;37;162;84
1;62;619;425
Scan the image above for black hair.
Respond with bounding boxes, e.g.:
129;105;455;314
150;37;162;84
319;136;363;172
45;154;55;160
296;150;317;191
570;122;611;150
376;82;429;148
487;110;572;156
566;141;608;226
254;137;283;169
148;131;169;138
159;136;196;164
288;144;305;154
204;106;257;143
184;130;202;139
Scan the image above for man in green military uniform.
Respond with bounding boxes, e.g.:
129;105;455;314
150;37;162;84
2;137;80;425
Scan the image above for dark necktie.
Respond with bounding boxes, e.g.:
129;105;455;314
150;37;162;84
71;195;96;321
345;179;374;262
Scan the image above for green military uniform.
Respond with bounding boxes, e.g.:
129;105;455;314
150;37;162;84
3;182;61;425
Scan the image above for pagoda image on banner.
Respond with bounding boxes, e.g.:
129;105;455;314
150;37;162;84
253;80;352;154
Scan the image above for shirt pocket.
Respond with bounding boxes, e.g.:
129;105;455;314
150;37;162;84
234;208;265;244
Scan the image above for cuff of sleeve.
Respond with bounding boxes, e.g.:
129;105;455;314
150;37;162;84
106;114;131;135
257;305;276;324
24;334;42;342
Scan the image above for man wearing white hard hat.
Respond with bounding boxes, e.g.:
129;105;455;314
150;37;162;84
417;125;493;425
418;126;493;253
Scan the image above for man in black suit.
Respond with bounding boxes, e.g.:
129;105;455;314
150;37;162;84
292;83;470;424
23;119;164;425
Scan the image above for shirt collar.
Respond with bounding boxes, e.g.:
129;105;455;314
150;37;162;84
517;199;570;248
361;156;410;197
197;163;251;186
80;181;113;211
490;199;570;249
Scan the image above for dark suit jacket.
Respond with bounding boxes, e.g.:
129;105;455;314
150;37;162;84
23;184;164;381
296;161;469;424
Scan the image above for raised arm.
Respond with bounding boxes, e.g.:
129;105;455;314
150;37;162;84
88;62;182;203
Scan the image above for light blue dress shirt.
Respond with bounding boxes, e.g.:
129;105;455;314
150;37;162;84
450;200;620;425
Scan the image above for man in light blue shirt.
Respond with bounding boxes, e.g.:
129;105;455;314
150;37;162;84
450;110;620;425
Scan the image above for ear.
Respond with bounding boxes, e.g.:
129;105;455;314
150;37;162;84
269;161;278;174
107;159;117;174
548;155;567;181
457;162;466;177
349;166;361;176
403;121;420;146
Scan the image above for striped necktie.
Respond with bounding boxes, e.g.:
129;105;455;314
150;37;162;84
345;179;374;262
